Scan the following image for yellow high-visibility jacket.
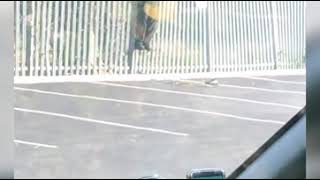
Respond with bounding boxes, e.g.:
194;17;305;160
141;1;176;21
143;1;160;20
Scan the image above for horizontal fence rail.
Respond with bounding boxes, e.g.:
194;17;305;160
14;1;305;83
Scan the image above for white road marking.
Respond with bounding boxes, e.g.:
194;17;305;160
14;139;58;149
14;87;285;125
219;84;305;95
241;76;306;85
14;70;306;84
178;80;305;95
14;108;189;137
89;82;301;110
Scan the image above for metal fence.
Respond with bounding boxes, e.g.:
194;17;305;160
14;1;305;82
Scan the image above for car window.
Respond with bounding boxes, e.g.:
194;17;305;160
14;1;306;178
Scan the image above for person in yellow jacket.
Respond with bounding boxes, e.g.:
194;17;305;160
134;1;160;51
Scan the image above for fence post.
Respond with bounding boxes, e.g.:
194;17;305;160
127;1;137;74
270;1;280;70
205;3;211;72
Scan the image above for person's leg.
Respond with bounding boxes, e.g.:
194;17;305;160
143;17;158;51
134;9;148;50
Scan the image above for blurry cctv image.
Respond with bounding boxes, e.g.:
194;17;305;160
14;1;305;179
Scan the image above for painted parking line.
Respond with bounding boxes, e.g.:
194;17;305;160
15;107;189;137
89;82;301;110
241;76;306;85
14;87;285;125
177;80;306;95
14;139;59;149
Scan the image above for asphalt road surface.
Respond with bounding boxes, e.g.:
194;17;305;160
14;75;305;178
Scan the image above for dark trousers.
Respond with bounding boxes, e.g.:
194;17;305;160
134;7;158;49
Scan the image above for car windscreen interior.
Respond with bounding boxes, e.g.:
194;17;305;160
228;107;306;179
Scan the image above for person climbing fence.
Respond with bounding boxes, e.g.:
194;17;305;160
133;1;160;51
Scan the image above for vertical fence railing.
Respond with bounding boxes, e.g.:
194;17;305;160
14;1;306;81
